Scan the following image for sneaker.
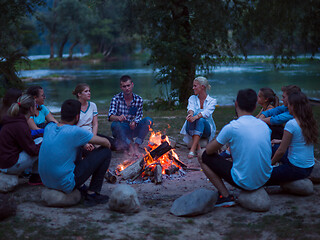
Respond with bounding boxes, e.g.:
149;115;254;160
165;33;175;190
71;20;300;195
28;173;43;186
78;185;88;198
84;193;109;207
215;194;236;207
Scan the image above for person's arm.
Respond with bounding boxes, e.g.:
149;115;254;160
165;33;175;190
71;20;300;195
260;117;271;125
205;139;223;155
45;112;58;123
89;135;111;148
269;112;293;125
27;118;41;130
109;114;126;122
134;97;143;123
92;115;98;135
271;130;292;165
201;97;216;119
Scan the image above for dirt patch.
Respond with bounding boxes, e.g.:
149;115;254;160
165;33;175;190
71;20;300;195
2;143;320;240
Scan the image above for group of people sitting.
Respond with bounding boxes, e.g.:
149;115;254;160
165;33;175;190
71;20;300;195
180;77;318;207
0;74;318;208
0;75;153;207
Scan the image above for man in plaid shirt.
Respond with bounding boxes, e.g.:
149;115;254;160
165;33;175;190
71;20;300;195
108;75;153;155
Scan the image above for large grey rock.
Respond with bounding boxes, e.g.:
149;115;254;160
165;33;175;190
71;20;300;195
238;188;270;212
109;185;140;213
0;173;19;193
170;188;218;217
281;179;314;196
41;188;81;207
309;160;320;183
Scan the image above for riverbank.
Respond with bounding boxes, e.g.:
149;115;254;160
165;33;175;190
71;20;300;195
1;106;320;240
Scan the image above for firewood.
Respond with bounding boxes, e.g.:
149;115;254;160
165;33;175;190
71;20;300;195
105;170;117;184
154;164;162;184
165;165;179;175
168;151;187;168
120;158;145;180
149;141;173;159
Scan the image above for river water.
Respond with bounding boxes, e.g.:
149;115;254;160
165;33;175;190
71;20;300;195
18;60;320;113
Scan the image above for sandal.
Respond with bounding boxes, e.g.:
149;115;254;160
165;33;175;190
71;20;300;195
188;151;197;159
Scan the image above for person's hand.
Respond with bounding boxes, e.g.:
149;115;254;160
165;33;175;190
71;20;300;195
186;113;193;121
271;139;282;145
84;143;95;151
130;121;137;130
118;115;127;122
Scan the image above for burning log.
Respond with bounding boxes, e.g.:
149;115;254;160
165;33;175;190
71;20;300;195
168;151;187;169
105;170;117;184
149;141;173;159
165;165;179;175
154;164;162;184
120;157;145;180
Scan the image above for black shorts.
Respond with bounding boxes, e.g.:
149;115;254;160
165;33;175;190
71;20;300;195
202;151;244;190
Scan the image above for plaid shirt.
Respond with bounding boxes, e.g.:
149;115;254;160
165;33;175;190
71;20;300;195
108;92;143;123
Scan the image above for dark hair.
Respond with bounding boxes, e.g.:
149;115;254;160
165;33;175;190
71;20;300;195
7;94;35;117
120;75;132;83
26;85;43;110
0;88;22;122
288;92;318;144
259;87;279;107
281;85;301;96
72;83;90;99
61;99;81;122
236;89;257;113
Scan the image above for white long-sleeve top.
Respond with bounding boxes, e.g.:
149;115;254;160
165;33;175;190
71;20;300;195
180;94;217;144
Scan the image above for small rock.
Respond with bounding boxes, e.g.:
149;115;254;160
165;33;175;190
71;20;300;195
109;185;140;213
41;188;81;207
0;173;19;193
238;188;270;212
170;188;218;217
0;193;16;220
309;160;320;183
281;178;313;196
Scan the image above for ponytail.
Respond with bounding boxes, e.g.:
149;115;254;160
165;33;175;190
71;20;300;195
7;94;35;117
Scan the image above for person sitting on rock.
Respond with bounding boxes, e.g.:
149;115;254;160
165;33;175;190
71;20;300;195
180;76;217;159
265;91;318;185
38;99;112;207
26;86;58;130
199;89;273;207
0;94;42;185
108;75;153;156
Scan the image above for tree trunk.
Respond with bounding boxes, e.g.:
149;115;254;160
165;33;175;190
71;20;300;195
50;35;55;59
68;40;79;60
58;33;69;58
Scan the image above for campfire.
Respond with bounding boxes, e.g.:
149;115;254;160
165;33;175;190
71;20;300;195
115;131;187;184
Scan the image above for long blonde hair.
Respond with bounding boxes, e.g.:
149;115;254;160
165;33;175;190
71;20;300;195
7;94;35;117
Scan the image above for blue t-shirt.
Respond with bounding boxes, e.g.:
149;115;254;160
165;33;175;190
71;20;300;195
261;106;293;125
285;119;314;168
216;115;272;190
30;105;50;125
38;122;93;193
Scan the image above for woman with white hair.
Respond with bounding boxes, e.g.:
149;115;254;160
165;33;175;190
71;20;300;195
180;76;217;158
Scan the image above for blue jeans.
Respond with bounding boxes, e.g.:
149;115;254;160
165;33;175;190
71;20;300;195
74;147;111;193
186;117;211;138
111;117;153;150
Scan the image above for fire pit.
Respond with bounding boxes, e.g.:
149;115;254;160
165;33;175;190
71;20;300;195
115;132;187;184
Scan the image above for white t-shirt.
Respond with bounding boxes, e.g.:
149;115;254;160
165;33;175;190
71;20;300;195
285;119;314;168
216;115;272;190
77;101;98;133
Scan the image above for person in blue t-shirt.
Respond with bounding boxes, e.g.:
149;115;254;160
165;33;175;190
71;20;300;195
200;89;273;207
259;85;301;126
266;91;318;185
26;86;58;130
39;99;112;207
